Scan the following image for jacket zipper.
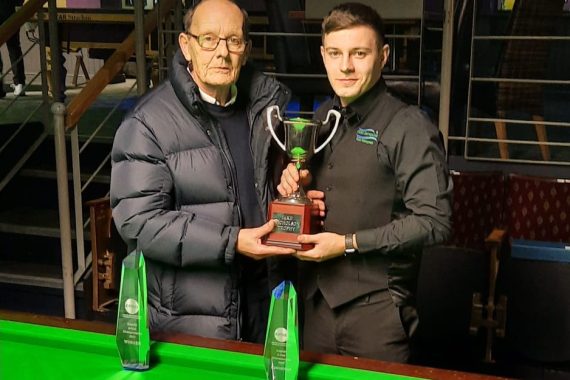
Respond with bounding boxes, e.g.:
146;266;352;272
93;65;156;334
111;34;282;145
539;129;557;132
204;115;243;340
212;117;243;226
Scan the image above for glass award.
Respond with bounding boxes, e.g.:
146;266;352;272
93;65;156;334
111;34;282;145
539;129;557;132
264;105;340;250
116;250;150;370
263;281;299;380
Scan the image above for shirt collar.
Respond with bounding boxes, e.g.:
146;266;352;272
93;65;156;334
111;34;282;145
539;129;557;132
333;78;388;126
198;84;238;107
187;67;238;107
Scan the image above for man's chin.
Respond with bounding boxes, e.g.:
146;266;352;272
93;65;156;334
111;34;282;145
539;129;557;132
334;89;359;101
205;78;235;87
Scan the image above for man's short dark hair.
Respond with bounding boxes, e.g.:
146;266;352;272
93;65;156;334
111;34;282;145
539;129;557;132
322;2;386;47
183;0;250;41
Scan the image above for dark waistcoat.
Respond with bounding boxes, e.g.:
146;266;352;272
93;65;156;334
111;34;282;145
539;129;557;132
300;86;418;309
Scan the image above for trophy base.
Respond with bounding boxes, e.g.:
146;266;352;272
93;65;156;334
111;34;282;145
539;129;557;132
264;238;314;251
264;199;315;251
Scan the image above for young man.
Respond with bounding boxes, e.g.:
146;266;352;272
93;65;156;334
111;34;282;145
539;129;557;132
111;0;294;343
277;2;452;362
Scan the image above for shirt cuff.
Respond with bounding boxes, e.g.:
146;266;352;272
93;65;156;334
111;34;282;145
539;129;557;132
355;229;382;254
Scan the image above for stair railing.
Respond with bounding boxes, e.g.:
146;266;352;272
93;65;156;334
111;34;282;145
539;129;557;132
0;0;51;193
52;0;177;319
0;0;47;46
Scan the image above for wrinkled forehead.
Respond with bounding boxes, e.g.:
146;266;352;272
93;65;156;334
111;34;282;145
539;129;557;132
191;4;244;36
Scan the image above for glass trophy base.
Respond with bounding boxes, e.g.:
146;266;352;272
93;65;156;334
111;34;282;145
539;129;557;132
121;362;150;371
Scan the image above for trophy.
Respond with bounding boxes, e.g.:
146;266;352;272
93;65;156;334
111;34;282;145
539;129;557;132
116;250;150;370
263;281;299;380
264;105;341;250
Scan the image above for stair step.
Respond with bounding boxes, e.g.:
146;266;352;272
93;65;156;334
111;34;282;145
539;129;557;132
19;168;111;184
0;176;61;211
0;173;109;221
0;208;60;237
0;232;61;264
24;135;114;175
0;261;63;288
0;281;91;319
0;122;45;180
0;208;90;239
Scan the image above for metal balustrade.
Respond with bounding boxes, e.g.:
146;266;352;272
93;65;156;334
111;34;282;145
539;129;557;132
462;0;570;165
0;0;176;319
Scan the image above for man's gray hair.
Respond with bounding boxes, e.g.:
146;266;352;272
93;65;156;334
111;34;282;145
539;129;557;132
183;0;250;41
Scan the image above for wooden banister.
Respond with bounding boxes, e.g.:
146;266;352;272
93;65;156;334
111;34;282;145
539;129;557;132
0;0;47;46
65;0;176;129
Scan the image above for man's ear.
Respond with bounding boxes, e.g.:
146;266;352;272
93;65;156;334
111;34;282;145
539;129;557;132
380;44;390;68
179;32;192;62
242;41;252;66
320;45;325;61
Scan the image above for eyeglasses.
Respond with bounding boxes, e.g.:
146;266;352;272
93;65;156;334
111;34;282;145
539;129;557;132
187;33;247;53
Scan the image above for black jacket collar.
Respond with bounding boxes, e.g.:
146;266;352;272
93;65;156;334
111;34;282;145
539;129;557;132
169;49;288;118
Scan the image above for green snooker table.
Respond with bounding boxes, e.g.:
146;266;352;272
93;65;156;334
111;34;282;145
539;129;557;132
0;311;501;380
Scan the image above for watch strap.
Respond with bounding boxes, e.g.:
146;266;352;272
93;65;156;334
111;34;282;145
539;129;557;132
344;233;357;256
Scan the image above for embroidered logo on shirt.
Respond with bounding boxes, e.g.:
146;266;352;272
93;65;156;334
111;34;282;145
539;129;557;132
355;128;379;145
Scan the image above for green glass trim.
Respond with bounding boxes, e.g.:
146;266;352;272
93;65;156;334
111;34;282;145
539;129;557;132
290;146;307;158
289;117;311;132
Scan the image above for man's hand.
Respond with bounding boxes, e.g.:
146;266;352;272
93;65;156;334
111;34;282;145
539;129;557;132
293;232;345;262
307;190;326;219
277;163;312;197
277;164;326;219
237;220;295;260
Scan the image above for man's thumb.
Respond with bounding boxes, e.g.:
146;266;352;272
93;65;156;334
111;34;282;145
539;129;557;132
258;219;278;236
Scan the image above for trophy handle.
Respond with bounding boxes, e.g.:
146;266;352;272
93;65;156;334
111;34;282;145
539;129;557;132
266;105;286;151
314;109;341;153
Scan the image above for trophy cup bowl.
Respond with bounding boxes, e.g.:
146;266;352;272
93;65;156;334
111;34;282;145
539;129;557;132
264;105;341;250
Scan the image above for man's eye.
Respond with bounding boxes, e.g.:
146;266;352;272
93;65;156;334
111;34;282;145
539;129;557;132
228;37;243;46
354;51;367;58
201;35;216;43
328;51;340;58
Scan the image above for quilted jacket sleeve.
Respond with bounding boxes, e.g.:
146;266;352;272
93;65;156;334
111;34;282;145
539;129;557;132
110;116;239;267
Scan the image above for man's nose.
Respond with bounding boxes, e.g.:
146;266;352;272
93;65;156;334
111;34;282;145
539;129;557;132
340;54;354;72
215;38;230;56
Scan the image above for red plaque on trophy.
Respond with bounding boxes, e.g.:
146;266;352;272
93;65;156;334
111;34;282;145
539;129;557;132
264;105;341;250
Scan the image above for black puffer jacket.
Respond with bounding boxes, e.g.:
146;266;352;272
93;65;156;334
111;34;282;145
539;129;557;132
111;50;290;339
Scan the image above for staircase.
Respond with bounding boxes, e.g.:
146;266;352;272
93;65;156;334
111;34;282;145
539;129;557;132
0;103;122;318
0;0;181;318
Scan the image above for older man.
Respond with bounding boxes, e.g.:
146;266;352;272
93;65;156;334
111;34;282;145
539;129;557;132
278;2;452;362
111;0;293;342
